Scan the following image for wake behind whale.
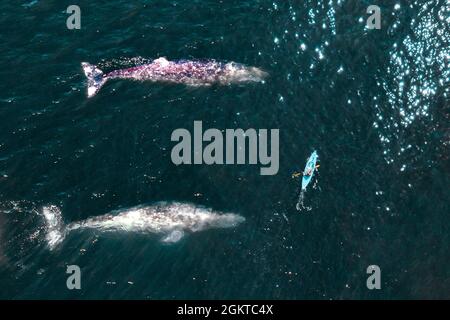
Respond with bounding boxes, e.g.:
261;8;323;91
42;202;245;250
82;57;268;97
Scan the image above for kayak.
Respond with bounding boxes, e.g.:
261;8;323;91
301;151;318;190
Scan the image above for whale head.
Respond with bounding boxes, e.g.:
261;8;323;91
159;202;245;232
222;62;268;84
203;212;246;229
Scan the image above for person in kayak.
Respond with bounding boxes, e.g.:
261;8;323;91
292;165;320;178
305;165;320;176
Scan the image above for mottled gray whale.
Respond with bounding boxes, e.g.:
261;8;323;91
82;57;268;97
42;202;245;249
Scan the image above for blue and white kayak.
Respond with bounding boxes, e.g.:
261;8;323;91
301;151;318;190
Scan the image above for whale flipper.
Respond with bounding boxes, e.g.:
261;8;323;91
161;230;185;243
81;62;107;98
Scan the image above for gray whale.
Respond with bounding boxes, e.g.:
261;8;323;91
42;202;245;249
82;57;268;97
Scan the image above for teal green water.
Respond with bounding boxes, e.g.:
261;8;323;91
0;0;449;299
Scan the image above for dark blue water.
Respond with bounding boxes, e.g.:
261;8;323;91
0;0;449;299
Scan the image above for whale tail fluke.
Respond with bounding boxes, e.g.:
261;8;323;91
42;206;66;250
81;62;107;98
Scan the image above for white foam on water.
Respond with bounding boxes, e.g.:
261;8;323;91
296;190;311;212
42;205;65;249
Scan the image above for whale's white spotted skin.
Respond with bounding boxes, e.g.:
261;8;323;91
81;57;268;97
42;202;245;249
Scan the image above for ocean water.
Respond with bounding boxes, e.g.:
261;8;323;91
0;0;449;299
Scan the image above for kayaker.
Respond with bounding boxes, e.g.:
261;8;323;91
305;165;320;176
